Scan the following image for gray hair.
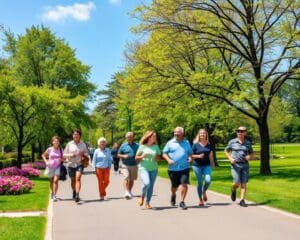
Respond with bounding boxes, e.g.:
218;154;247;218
97;137;106;145
125;132;134;138
174;126;184;133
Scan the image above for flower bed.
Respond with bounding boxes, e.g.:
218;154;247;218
22;160;46;169
0;175;33;195
0;166;40;177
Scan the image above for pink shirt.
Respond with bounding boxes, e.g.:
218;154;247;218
45;147;63;169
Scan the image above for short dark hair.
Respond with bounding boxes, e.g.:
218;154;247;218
72;128;82;136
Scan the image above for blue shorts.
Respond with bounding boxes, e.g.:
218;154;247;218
231;162;249;184
68;165;84;178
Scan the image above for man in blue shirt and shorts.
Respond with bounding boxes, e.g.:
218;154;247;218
163;126;193;210
118;132;139;199
224;126;253;207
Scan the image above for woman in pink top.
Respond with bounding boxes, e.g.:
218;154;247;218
42;136;64;201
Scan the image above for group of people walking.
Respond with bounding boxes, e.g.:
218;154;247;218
42;125;253;209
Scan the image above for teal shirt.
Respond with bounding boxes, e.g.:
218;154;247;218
118;142;139;166
136;144;161;171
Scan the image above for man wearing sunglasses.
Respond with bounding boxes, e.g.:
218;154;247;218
224;126;253;207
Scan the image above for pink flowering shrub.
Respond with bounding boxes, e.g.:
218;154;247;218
0;176;33;195
0;167;24;176
22;161;46;169
22;167;40;177
0;166;40;177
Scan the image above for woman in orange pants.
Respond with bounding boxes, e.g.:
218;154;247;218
92;137;112;200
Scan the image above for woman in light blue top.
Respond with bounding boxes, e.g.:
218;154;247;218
92;137;112;200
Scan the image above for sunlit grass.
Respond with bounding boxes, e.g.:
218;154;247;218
0;217;45;240
0;176;49;212
158;143;300;215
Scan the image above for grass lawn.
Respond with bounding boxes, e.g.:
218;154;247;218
0;176;49;212
158;143;300;215
0;217;46;240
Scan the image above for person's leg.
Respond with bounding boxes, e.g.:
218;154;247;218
192;166;203;200
178;169;190;209
95;168;102;198
240;183;247;200
49;177;54;194
128;166;137;195
140;168;150;198
98;168;106;198
168;170;178;206
146;170;157;204
115;159;120;172
75;170;82;201
103;168;110;197
202;166;212;202
113;159;118;172
138;168;149;206
230;164;241;201
53;175;59;195
239;163;249;207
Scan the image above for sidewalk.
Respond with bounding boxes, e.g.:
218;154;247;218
50;167;300;240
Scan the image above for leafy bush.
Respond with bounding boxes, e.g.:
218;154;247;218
0;176;33;195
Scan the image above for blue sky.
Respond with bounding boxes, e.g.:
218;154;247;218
0;0;144;108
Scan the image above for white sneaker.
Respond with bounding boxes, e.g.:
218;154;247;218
128;192;133;198
103;196;108;201
124;192;130;199
52;195;58;202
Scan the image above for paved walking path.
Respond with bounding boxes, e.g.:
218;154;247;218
50;167;300;240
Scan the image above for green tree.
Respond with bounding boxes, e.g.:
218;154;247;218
1;25;96;161
0;78;84;167
3;25;95;97
131;0;299;174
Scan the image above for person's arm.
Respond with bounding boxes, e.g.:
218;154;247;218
92;149;97;168
224;151;236;164
162;153;174;165
191;153;205;159
117;145;128;160
63;143;74;159
42;149;49;165
135;152;147;162
209;151;215;167
108;150;112;168
245;144;254;161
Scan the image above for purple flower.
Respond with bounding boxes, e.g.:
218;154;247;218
0;175;33;195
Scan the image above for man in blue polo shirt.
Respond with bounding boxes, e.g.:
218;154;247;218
163;126;192;210
118;132;139;199
224;126;253;207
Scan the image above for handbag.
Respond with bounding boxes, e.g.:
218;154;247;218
59;164;67;181
81;154;89;168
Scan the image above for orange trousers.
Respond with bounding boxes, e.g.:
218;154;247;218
95;168;110;198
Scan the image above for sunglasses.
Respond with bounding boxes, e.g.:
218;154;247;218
237;130;246;133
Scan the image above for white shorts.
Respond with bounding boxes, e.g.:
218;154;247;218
44;167;60;178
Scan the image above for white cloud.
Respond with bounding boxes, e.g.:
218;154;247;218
108;0;122;5
42;2;96;22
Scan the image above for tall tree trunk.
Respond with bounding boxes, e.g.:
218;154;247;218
31;143;35;162
257;116;271;175
17;141;22;168
17;126;24;168
38;141;43;160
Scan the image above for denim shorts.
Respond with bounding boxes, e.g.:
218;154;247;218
168;168;190;188
67;165;84;178
231;162;249;184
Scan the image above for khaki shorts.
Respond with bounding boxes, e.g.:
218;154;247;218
121;164;138;181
